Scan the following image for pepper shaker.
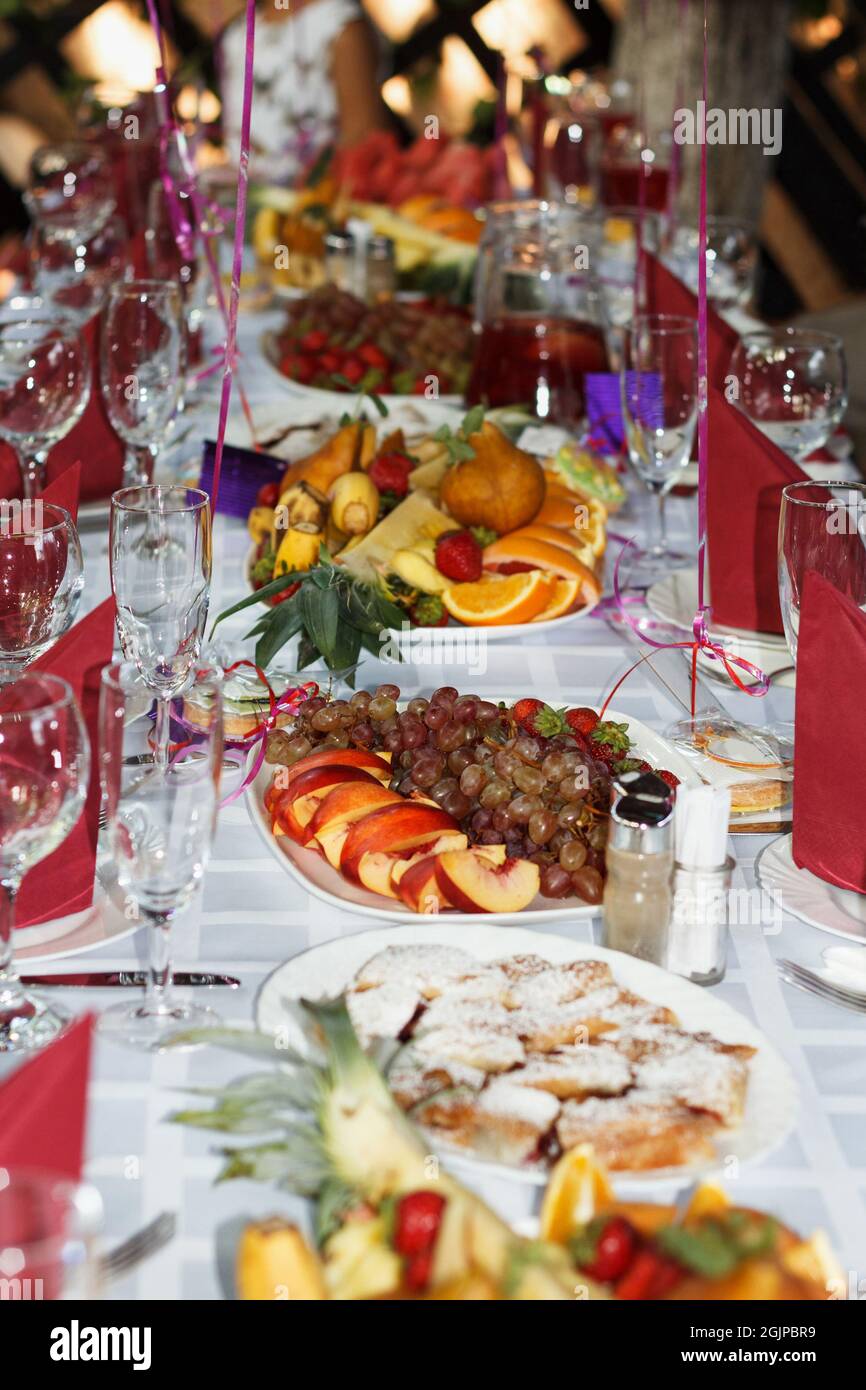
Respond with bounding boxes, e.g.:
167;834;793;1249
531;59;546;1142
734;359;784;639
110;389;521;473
602;772;674;966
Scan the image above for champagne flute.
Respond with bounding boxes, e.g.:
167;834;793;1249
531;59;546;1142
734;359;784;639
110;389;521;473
0;503;84;670
100;280;185;488
0;674;89;1052
0;307;91;497
731;329;848;462
98;661;224;1051
778;481;866;664
109;485;212;769
620;313;698;587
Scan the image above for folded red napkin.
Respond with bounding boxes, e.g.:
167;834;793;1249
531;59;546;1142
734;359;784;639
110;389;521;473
0;318;124;506
793;571;866;893
40;460;81;523
645;253;739;391
15;599;116;929
0;1014;94;1180
707;387;809;635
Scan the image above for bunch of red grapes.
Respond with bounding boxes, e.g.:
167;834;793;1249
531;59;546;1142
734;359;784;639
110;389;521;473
266;684;611;903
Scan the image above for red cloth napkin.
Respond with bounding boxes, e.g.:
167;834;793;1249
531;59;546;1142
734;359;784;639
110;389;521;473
645;253;739;391
793;571;866;893
0;318;124;506
706;387;809;635
0;1014;94;1180
15;599;116;929
40;461;81;523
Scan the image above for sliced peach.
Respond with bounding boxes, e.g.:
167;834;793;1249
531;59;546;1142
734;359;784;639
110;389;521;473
273;747;392;792
340;803;461;882
388;832;470;890
433;849;540;914
316;823;351;869
306;781;402;845
274;765;381;842
398;855;455;913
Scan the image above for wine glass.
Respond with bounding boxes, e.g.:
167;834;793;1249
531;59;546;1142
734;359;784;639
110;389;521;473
0;503;84;670
109;485;212;768
664;216;758;310
0;307;91;498
0;674;89;1052
778;481;866;664
24;143;115;245
98;661;224;1051
597;207;662;367
100;280;185;488
30;214;128;325
620;313;698;587
731;329;848;461
0;1169;103;1301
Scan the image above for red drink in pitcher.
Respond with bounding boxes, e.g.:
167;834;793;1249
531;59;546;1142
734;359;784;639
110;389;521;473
466;316;609;424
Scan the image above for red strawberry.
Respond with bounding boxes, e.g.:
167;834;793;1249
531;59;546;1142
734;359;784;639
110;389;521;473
511;698;544;732
358;342;388;370
565;707;599;737
256;481;279;508
616;1249;681;1301
592;742;618;766
511;700;568;737
369;451;413;498
434;530;482;582
590;720;632;763
269;580;300;607
581;1217;637;1283
299;329;327;352
404;1249;434;1292
657;769;680;790
318;351;341;375
393;1191;446;1257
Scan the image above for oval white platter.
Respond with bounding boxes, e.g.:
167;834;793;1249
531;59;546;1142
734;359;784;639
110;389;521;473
245;704;702;927
757;834;866;944
260;329;463;411
255;922;798;1186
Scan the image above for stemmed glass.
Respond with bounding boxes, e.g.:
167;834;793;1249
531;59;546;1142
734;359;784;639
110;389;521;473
778;481;866;664
664;216;758;310
100;280;185;488
731;329;848;462
597;207;661;366
620;313;698;586
30;214;128;325
0;1169;103;1300
0;307;91;497
24;143;115;246
109;486;212;770
0;503;84;670
98;661;224;1051
0;674;90;1052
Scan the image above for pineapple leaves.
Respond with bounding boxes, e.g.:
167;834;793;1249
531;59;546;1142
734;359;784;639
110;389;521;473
215;1130;329;1194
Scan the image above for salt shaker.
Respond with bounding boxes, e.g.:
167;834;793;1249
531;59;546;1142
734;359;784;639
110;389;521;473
602;773;674;966
668;784;733;985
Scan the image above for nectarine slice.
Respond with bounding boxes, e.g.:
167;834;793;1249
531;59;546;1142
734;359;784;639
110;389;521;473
273;747;392;791
274;765;381;843
340;803;461;882
316;823;351;869
306;781;402;845
433;849;540;913
388;832;469;890
397;855;455;913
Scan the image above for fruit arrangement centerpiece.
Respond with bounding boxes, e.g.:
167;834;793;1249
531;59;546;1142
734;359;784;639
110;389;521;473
223;408;624;676
260;683;679;909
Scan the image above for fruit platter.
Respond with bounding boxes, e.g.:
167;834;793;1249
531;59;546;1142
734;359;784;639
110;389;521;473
261;284;473;400
234;409;626;672
247;682;698;923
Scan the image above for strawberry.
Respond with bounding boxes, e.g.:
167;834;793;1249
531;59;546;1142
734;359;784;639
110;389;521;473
256;481;279;508
341;357;365;385
299;329;327;352
512;698;544;732
590;720;632;763
511;700;568;737
393;1191;446;1257
565;707;599;737
318;351;341;374
404;1249;434;1292
580;1217;638;1283
434;530;482;582
657;769;680;790
370;451;413;498
410;595;448;627
358;342;388;370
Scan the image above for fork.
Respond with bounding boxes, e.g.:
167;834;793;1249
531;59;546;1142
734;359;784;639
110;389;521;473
100;1211;177;1283
777;958;866;1015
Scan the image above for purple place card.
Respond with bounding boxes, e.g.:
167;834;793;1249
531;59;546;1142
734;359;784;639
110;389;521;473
199;440;286;519
585;371;663;452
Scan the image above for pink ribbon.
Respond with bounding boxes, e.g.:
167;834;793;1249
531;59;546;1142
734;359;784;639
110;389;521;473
217;662;319;807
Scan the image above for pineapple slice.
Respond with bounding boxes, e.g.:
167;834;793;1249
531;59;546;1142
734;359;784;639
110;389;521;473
323;1218;402;1301
236;1219;328;1301
337;493;454;585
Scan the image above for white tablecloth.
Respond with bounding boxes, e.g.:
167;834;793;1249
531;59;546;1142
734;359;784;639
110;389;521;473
6;311;866;1300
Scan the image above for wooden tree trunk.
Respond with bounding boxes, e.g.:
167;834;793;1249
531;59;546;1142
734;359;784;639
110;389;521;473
612;0;793;227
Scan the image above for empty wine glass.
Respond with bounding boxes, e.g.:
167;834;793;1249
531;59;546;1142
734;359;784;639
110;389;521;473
98;661;224;1051
0;674;89;1052
621;313;698;587
731;328;848;461
109;485;212;768
30;214;128;325
597;207;661;367
0;503;84;670
24;142;115;245
0;1169;103;1301
778;481;866;664
664;216;758;310
100;280;185;487
0;306;91;497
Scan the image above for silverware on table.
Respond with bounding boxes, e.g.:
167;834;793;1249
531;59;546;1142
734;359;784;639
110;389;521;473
101;1211;176;1284
777;958;866;1014
21;971;240;989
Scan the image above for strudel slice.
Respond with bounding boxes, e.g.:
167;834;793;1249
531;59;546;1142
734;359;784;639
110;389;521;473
556;1091;718;1171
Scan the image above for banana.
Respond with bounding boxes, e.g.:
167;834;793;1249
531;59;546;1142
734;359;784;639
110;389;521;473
328;471;380;535
247;505;275;543
276;480;328;533
274;523;323;574
391;545;448;594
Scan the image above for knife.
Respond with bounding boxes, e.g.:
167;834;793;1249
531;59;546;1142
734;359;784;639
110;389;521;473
20;971;240;989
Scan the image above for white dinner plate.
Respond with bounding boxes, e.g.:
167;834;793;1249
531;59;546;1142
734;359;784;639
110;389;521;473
756;834;866;944
245;704;702;927
646;569;793;689
255;922;798;1185
14;888;137;964
260;329;463;411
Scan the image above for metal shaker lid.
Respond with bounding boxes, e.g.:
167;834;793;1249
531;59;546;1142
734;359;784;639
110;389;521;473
609;778;674;855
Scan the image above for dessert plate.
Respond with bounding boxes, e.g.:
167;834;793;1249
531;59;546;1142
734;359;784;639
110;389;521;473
646;570;793;689
255;922;798;1185
757;834;866;943
245;705;702;927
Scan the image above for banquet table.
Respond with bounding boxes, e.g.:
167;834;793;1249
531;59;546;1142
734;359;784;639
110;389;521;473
6;309;866;1301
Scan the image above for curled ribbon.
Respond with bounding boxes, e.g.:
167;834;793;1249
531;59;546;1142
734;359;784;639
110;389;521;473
217;660;318;807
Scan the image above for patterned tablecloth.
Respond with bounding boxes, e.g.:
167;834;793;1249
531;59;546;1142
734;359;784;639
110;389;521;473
6;310;865;1301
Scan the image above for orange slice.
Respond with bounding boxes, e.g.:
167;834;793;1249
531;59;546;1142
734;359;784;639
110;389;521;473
539;1145;614;1244
509;523;596;569
531;577;583;621
535;494;586;529
483;535;601;601
441;570;554;625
